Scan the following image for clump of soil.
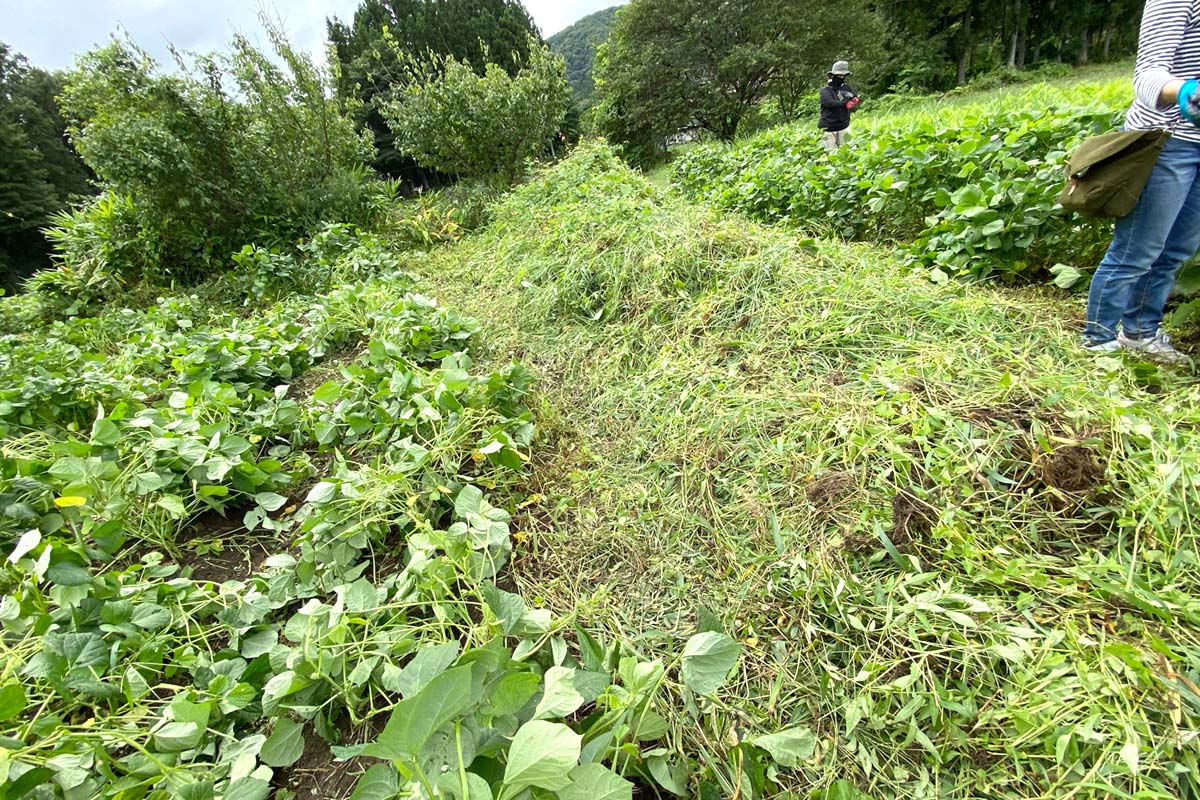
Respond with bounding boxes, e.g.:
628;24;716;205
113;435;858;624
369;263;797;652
891;488;939;550
1040;445;1105;495
806;472;856;508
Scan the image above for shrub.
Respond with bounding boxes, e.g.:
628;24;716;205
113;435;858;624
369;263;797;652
379;38;570;183
49;23;377;289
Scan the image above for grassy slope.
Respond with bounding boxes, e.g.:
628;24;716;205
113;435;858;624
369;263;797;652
424;99;1200;797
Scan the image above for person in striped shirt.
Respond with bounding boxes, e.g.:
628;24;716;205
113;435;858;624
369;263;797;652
1083;0;1200;364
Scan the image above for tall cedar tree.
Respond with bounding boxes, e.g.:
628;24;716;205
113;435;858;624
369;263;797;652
0;44;92;291
328;0;541;180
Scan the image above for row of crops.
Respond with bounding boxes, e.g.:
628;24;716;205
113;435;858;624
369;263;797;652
669;82;1158;289
0;227;778;799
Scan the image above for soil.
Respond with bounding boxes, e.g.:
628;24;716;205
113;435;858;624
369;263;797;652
285;345;364;403
806;471;856;508
171;507;285;583
1040;445;1106;495
275;719;379;800
890;488;939;550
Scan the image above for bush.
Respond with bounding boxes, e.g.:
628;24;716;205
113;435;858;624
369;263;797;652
49;23;378;289
379;38;570;183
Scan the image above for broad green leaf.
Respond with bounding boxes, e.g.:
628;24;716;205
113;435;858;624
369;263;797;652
306;482;338;504
254;492;288;512
131;602;172;630
455;485;484;517
240;627;279;658
680;632;741;695
533;666;584;720
46;559;91;586
437;771;494;800
343;578;380;613
558;763;633;800
393;642;460;699
750;725;817;767
485;672;541;717
364;664;473;761
154;720;204;752
260;718;306;767
0;683;27;723
224;769;273;800
157;494;188;517
502;720;581;793
350;763;400;800
647;755;688;796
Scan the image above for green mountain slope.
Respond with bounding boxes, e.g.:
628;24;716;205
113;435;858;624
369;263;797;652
547;5;619;103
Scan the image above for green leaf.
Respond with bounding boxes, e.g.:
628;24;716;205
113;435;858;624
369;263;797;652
485;672;541;717
750;725;816;767
558;763;634;800
350;763;400;800
455;485;484;517
46;559;92;587
261;718;306;768
502;720;581;793
255;492;288;512
533;666;584;720
364;664;473;761
313;381;342;404
393;642;460;699
680;632;741;695
0;682;28;723
437;771;494;800
647;755;689;796
154;720;204;752
306;481;338;504
240;627;279;659
131;602;172;630
157;494;189;518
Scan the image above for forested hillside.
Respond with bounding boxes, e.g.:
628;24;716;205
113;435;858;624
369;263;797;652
547;6;618;104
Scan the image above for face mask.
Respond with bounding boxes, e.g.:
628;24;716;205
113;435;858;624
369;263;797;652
831;75;845;87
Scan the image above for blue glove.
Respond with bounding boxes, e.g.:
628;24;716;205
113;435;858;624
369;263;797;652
1179;79;1200;124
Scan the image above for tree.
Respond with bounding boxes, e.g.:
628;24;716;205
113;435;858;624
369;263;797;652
52;23;375;287
0;43;92;291
379;38;569;183
594;0;884;165
327;0;542;178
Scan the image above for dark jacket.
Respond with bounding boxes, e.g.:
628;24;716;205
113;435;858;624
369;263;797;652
818;80;858;131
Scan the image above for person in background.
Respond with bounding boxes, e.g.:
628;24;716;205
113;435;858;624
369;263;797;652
818;60;860;150
1083;0;1200;364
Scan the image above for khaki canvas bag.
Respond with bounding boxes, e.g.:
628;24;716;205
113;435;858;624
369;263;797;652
1058;128;1174;218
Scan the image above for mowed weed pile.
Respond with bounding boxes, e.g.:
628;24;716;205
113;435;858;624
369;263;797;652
429;142;1200;798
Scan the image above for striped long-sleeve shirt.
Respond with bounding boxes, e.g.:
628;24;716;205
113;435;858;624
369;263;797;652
1127;0;1200;141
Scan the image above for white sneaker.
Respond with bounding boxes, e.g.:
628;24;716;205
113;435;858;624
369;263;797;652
1118;330;1190;365
1082;339;1121;353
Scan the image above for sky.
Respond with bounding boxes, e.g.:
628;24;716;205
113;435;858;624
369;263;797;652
2;0;623;71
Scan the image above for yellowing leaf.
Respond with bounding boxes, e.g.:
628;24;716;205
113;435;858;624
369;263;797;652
54;496;88;508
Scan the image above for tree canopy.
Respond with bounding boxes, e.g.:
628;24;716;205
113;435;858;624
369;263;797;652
0;43;92;292
594;0;884;164
328;0;543;179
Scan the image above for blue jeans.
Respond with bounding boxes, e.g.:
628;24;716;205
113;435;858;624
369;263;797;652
1084;136;1200;344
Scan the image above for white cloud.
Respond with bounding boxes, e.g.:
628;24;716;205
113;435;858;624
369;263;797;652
5;1;626;71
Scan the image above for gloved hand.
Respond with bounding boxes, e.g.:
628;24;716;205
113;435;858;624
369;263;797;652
846;97;861;111
1179;79;1200;124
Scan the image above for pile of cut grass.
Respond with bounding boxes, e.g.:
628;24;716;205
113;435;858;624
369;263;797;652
427;142;1200;799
